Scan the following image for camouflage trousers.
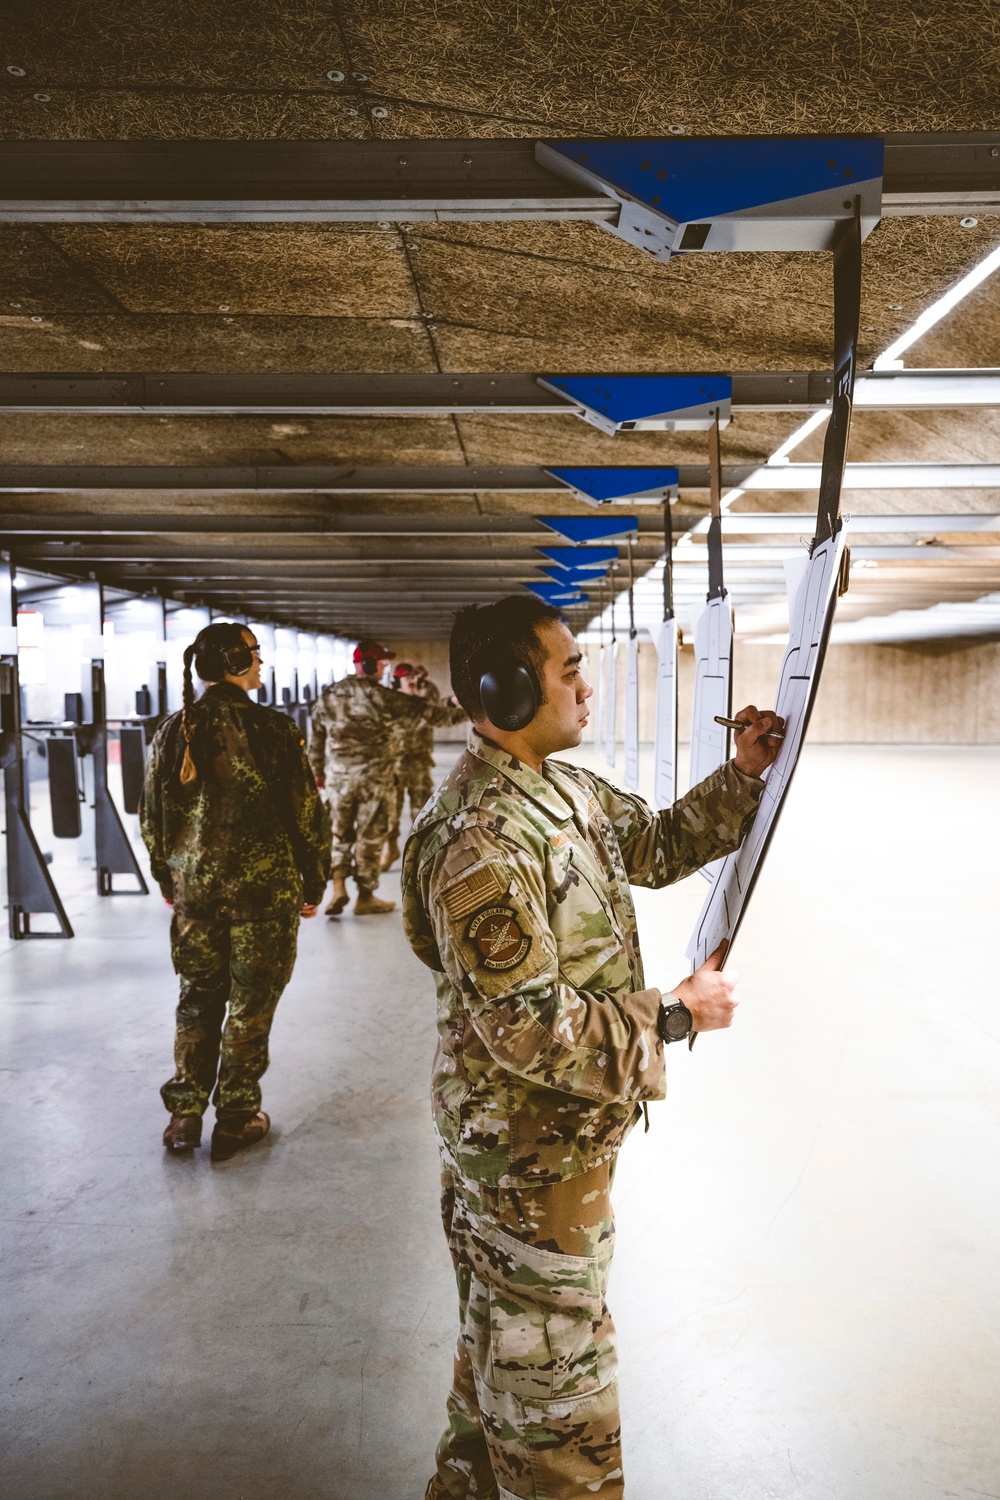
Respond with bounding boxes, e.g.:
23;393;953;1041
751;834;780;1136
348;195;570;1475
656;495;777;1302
428;1158;622;1500
162;912;299;1120
387;754;434;841
327;766;396;893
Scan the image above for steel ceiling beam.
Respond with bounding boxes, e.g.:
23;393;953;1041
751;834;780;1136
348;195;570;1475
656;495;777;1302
0;372;568;415
72;546;1000;579
0;463;743;492
676;546;1000;562
77;564;559;581
2;369;998;414
0;135;996;222
168;582;576;596
12;543;663;563
695;513;1000;533
0;511;673;536
4;512;992;542
4;463;1000;495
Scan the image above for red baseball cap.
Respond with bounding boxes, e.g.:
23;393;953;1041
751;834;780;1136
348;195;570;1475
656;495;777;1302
393;661;415;678
353;640;396;664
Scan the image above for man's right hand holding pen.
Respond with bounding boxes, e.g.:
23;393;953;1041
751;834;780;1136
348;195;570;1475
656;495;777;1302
724;704;786;778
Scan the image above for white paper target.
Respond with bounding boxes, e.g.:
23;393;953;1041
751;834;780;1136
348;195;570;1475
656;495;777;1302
589;645;602;745
603;643;617;768
652;617;678;809
689;595;734;791
623;635;640;791
687;529;846;967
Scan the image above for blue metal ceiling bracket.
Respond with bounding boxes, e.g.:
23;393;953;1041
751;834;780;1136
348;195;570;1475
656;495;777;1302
540;565;605;586
536;137;883;264
546;466;679;506
539;374;732;435
537;515;639;544
526;582;585;604
539;544;620;569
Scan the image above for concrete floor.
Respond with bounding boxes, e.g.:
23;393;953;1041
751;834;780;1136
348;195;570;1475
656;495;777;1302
1;744;999;1499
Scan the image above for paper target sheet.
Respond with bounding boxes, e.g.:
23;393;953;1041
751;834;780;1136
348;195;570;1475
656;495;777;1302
603;642;617;768
687;527;846;967
622;636;640;791
652;617;678;809
689;594;734;882
689;594;734;790
589;644;602;747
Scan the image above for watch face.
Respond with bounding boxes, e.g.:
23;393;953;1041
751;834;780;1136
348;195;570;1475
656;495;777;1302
663;1005;691;1041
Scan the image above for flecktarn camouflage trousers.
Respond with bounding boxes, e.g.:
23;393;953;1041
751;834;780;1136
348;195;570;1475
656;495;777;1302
162;912;298;1120
327;764;397;892
427;1158;623;1500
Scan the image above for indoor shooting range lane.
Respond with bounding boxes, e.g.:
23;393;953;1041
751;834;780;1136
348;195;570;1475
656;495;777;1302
1;742;998;1500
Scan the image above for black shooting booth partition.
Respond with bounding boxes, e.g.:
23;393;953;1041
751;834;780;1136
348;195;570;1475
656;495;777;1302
8;577;149;935
103;593;171;816
1;553;74;938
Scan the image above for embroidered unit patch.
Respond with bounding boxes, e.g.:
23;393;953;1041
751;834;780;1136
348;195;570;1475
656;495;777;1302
441;865;507;922
466;904;532;972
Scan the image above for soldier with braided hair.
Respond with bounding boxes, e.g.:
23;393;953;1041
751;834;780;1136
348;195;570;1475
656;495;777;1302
140;622;330;1160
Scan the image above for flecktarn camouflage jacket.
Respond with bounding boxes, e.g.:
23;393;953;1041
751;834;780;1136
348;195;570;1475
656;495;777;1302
402;729;763;1187
140;682;330;920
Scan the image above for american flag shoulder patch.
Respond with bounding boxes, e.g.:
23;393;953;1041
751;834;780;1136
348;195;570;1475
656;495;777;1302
440;864;507;922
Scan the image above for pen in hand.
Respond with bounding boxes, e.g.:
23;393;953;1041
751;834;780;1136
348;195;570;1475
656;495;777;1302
714;714;785;742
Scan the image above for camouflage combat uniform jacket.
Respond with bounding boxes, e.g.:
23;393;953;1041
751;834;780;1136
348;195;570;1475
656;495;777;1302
140;682;330;920
412;679;447;759
402;729;763;1188
308;674;460;784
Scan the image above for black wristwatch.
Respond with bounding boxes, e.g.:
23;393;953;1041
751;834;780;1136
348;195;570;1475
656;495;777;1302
658;998;693;1045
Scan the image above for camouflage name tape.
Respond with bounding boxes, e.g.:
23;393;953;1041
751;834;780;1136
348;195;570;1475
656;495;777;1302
466;904;532;972
441;863;507;921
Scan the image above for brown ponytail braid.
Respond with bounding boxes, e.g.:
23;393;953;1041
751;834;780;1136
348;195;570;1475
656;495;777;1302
179;642;199;785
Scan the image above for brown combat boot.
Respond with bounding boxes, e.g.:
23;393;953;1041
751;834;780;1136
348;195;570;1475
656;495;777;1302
211;1111;271;1162
163;1113;202;1153
353;888;396;915
325;872;349;916
380;836;401;872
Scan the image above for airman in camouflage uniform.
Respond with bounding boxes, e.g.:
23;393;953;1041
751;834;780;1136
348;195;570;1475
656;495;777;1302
309;644;464;914
384;664;466;870
141;624;330;1160
401;597;781;1498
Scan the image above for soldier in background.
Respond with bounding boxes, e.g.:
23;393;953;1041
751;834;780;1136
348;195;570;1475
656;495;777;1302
402;595;783;1499
140;621;329;1161
309;641;463;917
382;661;466;873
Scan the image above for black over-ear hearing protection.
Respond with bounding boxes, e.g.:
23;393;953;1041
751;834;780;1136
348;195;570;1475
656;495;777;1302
191;624;256;683
478;654;540;732
219;639;255;676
